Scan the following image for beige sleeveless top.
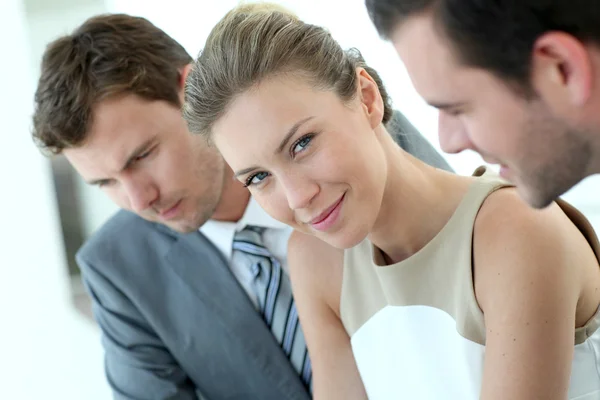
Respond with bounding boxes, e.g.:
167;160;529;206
341;167;600;400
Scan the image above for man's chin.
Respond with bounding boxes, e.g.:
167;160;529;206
167;213;214;233
514;174;563;210
140;206;214;233
146;216;198;233
518;187;555;209
168;222;197;233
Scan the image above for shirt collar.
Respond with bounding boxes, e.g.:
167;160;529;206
199;197;288;261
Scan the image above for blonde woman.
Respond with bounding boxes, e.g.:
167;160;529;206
183;4;600;400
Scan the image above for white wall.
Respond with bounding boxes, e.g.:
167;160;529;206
0;0;110;398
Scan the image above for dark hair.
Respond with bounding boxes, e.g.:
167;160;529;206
32;13;192;154
183;3;393;138
365;0;600;93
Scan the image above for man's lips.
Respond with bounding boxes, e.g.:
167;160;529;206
158;200;182;219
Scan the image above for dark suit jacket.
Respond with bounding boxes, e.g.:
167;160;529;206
77;110;452;400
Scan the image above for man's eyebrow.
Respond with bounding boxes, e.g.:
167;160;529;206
427;100;464;110
120;136;158;171
275;116;315;154
87;178;110;186
86;136;158;185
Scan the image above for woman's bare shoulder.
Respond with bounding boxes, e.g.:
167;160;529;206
288;230;345;311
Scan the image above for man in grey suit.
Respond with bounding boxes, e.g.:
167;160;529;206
32;13;452;400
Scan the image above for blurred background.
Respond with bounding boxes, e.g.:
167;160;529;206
2;0;599;398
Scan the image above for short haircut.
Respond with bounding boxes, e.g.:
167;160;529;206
33;13;192;154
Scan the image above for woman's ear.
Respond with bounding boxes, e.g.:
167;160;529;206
357;67;385;129
178;63;193;103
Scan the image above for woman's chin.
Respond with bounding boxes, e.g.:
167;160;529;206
317;229;368;250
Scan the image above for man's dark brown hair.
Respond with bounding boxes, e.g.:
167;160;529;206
32;13;192;154
365;0;600;96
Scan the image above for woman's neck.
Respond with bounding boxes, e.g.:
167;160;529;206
367;133;472;265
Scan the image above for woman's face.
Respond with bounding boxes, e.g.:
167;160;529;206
212;71;388;249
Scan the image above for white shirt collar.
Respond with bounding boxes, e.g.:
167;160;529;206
199;197;288;261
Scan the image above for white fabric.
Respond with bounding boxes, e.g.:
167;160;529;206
351;305;484;400
351;305;600;400
200;198;293;308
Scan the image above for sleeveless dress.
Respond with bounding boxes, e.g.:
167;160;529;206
340;167;600;399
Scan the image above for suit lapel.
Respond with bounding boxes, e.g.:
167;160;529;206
164;229;309;400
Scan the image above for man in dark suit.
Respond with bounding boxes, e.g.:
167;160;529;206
32;13;452;400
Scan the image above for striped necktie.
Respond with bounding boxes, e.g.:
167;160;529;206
232;226;312;390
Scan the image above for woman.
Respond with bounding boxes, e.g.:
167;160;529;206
183;4;600;399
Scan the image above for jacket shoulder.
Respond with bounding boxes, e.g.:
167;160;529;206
76;210;176;269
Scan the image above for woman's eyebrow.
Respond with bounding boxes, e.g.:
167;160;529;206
234;166;259;179
275;116;315;154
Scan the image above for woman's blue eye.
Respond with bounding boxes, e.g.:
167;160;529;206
245;171;269;187
292;135;313;155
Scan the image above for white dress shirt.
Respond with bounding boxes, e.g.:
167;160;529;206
199;198;293;308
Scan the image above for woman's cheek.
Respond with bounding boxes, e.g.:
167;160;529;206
257;192;295;226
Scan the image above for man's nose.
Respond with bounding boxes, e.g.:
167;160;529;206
122;178;158;213
438;112;472;154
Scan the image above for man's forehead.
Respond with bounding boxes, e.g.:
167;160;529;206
88;98;153;156
391;14;466;99
65;94;163;181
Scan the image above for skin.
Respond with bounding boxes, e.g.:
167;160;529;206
210;67;600;400
64;65;250;233
390;13;600;208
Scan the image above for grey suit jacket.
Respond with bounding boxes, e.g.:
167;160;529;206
77;110;452;400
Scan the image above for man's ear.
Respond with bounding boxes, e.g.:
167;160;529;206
531;32;592;110
178;63;193;102
357;67;385;129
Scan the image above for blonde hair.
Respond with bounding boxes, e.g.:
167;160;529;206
183;2;393;137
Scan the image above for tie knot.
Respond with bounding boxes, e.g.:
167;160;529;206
233;225;266;246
